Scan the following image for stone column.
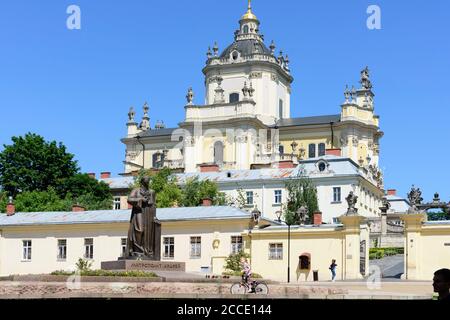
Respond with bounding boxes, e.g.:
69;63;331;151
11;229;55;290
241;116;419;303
340;215;365;280
381;212;387;236
401;213;426;280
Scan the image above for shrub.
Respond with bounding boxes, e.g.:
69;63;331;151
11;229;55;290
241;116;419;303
75;258;93;272
224;251;251;273
50;270;157;277
222;270;262;278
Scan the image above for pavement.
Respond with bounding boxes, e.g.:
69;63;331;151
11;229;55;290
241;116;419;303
370;254;404;279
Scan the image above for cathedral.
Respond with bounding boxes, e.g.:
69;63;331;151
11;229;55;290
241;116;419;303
122;1;384;191
116;1;387;224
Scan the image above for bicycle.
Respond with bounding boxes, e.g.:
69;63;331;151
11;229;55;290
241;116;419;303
230;279;269;295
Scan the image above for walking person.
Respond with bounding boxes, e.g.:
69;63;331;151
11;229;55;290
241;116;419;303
329;259;337;282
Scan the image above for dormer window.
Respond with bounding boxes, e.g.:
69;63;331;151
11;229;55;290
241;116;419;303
231;50;239;61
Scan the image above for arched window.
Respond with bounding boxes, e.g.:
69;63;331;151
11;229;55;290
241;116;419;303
279;145;284;155
308;144;316;158
213;141;224;164
229;93;239;103
279;99;283;119
318;143;326;156
299;254;311;270
243;25;249;34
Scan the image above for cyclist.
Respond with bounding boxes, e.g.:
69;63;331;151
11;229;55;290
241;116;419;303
240;257;254;293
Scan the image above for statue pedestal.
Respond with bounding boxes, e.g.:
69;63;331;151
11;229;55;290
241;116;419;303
101;260;186;272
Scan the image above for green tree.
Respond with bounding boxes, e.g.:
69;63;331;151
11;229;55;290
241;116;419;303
133;168;182;208
181;177;226;207
224;251;251;273
0;133;112;213
283;166;319;225
0;188;72;212
0;133;78;196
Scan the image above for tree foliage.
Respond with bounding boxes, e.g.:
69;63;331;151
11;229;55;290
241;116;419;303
0;133;78;196
133;169;226;208
224;251;250;273
0;133;112;213
283;167;319;225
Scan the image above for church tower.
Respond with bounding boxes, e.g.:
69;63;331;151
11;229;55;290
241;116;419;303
199;0;293;125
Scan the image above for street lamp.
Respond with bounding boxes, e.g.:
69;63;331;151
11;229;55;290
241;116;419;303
275;210;292;283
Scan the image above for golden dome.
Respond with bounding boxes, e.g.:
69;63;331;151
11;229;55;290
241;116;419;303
241;0;258;20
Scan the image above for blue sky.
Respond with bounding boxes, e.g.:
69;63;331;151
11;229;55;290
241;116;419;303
0;0;449;202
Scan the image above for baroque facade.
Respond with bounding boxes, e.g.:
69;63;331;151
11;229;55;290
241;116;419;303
121;2;384;192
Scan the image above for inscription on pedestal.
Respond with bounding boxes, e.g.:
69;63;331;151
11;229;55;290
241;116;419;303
101;260;185;272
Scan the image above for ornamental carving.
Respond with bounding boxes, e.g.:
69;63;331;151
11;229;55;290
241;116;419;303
249;72;262;79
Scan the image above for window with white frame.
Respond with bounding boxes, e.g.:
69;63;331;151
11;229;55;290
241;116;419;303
231;236;243;254
333;187;341;202
57;239;67;260
163;237;175;259
113;197;121;210
274;190;282;204
246;191;254;205
190;237;201;258
121;238;127;257
84;238;94;259
269;243;283;260
22;240;32;261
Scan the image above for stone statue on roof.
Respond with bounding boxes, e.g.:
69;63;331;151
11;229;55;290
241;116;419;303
346;191;359;215
360;66;372;90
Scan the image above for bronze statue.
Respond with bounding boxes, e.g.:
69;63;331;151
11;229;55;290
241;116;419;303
125;176;161;260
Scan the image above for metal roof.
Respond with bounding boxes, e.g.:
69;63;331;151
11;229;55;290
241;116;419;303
0;206;255;227
275;114;341;128
386;195;410;213
102;157;361;189
175;157;359;184
101;176;134;189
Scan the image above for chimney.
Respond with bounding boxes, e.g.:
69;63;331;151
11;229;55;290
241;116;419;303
325;148;341;157
100;172;111;179
313;211;322;226
202;198;213;206
199;163;220;173
6;197;15;216
72;204;86;212
387;189;397;196
87;173;96;179
273;160;295;169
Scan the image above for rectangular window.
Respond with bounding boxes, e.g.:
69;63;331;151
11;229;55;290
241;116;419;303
22;240;32;261
163;237;175;259
333;187;341;202
121;238;127;257
190;237;201;258
308;144;316;158
114;197;121;210
318;143;326;156
231;236;243;254
84;238;94;259
269;243;283;260
246;191;254;205
57;239;67;260
274;190;282;204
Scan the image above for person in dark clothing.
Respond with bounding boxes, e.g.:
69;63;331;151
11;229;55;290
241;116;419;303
329;259;337;282
433;268;450;302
